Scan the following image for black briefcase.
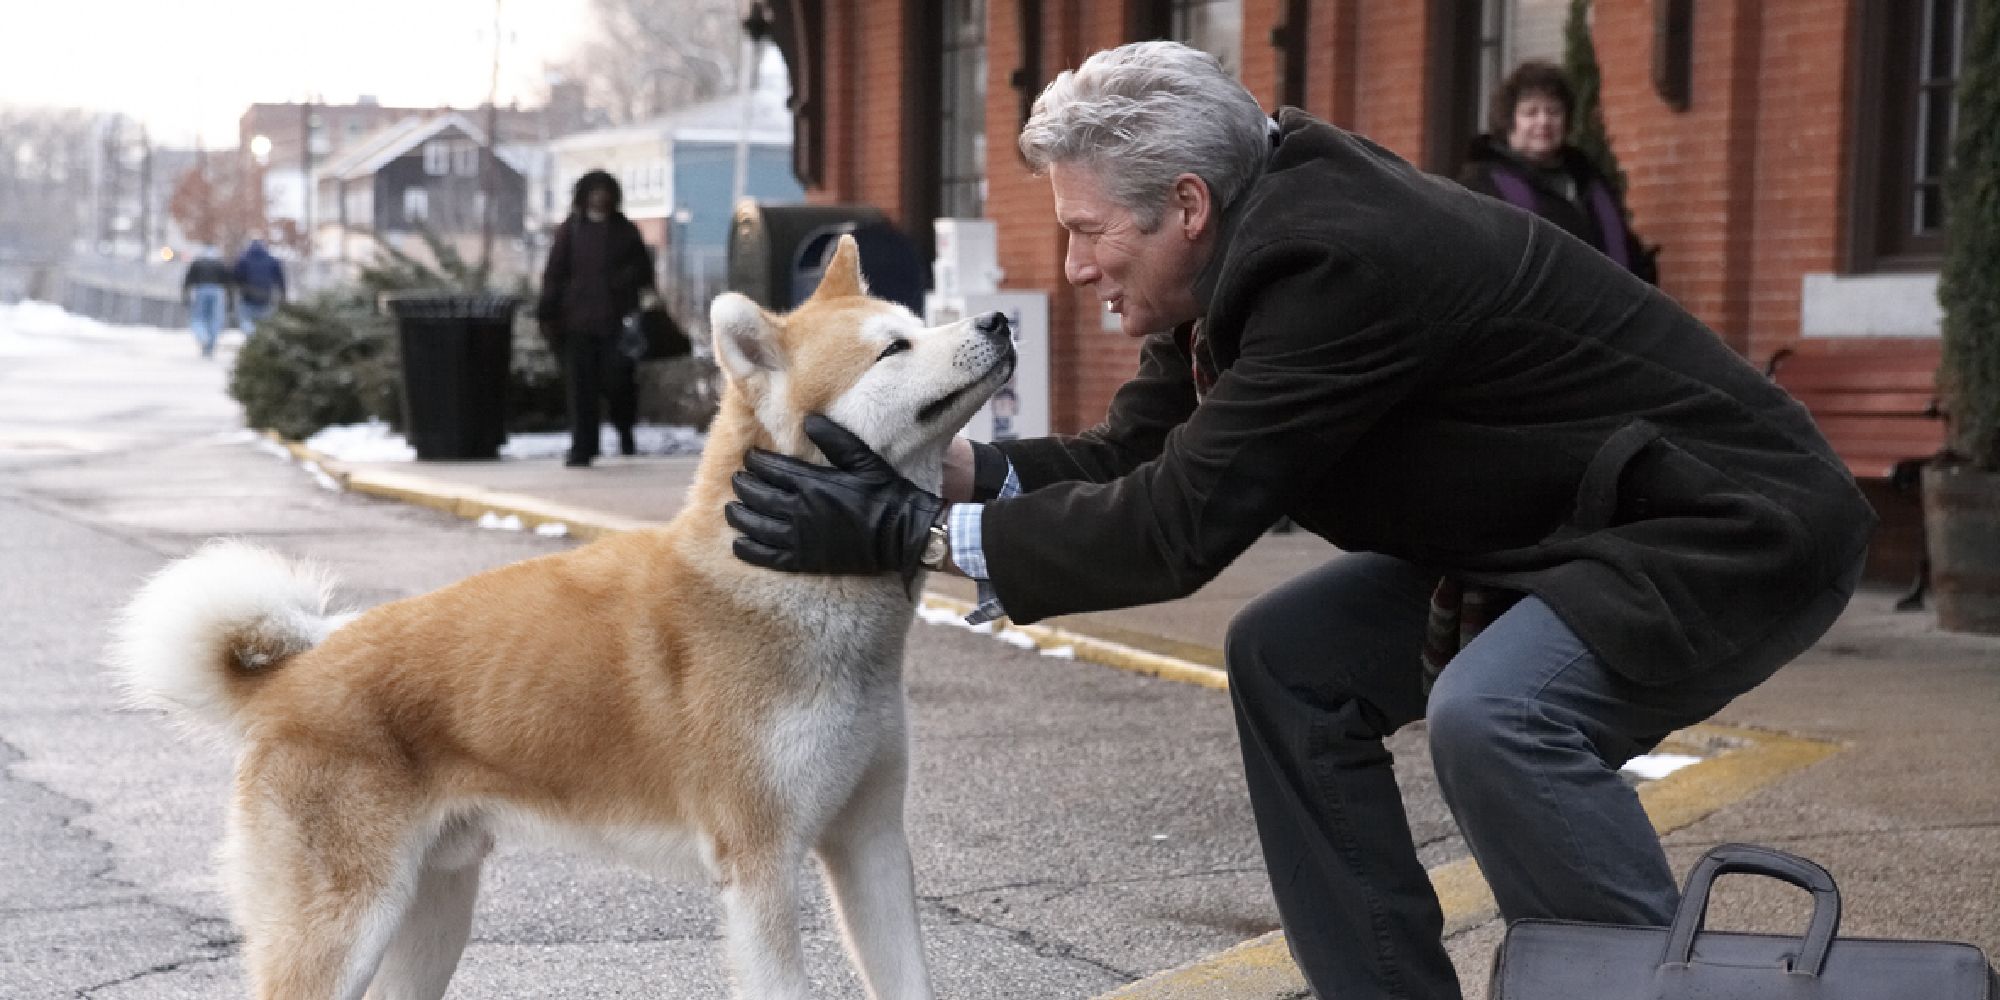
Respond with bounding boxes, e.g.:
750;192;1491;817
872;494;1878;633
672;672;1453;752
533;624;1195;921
1490;843;1998;999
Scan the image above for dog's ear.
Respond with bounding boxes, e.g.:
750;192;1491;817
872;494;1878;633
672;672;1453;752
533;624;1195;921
710;292;781;381
807;235;867;301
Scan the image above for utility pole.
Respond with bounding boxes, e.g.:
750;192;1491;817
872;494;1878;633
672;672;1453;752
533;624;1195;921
479;0;502;279
301;99;315;264
137;125;151;258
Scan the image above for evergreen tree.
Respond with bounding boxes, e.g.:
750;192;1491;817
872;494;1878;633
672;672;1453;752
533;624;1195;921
1940;0;2000;470
1562;0;1627;194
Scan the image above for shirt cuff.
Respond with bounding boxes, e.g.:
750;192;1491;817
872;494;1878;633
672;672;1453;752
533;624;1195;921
948;461;1020;625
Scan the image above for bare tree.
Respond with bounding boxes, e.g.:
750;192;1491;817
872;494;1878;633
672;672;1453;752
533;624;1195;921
0;108;101;259
551;0;745;125
167;153;264;252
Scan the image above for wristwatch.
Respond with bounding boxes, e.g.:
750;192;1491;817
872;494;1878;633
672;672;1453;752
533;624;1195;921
919;514;950;571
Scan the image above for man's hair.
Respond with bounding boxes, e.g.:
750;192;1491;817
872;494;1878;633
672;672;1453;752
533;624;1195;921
1019;41;1270;232
570;169;623;214
1489;61;1575;137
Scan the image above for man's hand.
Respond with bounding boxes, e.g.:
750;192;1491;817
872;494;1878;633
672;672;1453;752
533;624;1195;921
726;415;944;582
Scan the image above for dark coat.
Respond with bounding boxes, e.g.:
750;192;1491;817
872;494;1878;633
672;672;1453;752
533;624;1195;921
232;243;286;303
535;212;653;337
1459;134;1655;283
984;109;1874;686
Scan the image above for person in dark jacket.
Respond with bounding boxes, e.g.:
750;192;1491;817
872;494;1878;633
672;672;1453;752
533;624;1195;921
536;169;654;467
180;247;233;358
1459;60;1657;283
231;239;287;329
723;42;1873;1000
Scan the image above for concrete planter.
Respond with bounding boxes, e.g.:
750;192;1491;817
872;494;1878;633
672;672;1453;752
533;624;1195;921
1922;462;2000;635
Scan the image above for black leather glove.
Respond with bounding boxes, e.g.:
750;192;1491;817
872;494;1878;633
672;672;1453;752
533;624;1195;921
726;415;944;582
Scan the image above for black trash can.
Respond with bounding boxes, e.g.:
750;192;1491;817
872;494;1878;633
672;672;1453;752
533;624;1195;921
383;292;518;460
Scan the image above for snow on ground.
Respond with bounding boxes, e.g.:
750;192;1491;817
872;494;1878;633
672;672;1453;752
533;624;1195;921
0;299;249;358
304;420;707;463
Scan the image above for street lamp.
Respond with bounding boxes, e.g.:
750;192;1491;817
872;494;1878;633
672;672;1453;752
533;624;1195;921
250;134;273;165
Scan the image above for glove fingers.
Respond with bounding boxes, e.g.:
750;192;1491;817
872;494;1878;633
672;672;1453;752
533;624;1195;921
730;470;799;517
803;415;891;476
740;447;808;489
732;535;797;572
724;500;792;548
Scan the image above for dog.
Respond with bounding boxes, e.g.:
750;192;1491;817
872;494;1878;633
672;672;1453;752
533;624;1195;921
110;235;1015;1000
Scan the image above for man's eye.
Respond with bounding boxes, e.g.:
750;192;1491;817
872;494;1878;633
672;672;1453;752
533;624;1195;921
876;338;911;361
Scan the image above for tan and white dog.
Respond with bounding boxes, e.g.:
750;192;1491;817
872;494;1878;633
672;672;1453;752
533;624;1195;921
110;236;1014;1000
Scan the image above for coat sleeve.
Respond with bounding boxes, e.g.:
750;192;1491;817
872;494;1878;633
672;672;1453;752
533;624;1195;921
982;240;1434;624
992;328;1198;490
536;220;570;324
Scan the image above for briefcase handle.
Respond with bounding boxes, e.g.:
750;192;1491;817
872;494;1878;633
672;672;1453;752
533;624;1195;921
1662;843;1843;976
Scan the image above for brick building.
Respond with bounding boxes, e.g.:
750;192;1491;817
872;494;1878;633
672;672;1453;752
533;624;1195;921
756;0;1957;444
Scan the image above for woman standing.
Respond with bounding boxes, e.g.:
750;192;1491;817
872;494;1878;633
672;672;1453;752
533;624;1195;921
1460;61;1657;283
536;170;654;467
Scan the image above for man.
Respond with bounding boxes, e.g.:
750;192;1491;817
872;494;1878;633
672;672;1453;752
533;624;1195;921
725;42;1873;999
536;169;652;467
232;239;287;329
180;246;233;359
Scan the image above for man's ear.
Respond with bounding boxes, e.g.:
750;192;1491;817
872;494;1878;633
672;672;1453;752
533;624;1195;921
1172;173;1213;241
709;292;781;382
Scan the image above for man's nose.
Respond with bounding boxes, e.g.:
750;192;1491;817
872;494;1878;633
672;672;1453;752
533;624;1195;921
1065;242;1097;286
973;311;1012;342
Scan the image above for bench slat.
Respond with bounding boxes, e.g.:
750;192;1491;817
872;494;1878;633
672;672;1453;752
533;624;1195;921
1765;340;1945;481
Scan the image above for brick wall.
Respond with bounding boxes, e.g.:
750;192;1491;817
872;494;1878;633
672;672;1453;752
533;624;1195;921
1597;0;1854;361
801;0;1860;430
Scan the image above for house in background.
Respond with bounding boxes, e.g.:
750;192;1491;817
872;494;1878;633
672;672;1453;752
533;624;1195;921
311;113;529;281
545;48;804;325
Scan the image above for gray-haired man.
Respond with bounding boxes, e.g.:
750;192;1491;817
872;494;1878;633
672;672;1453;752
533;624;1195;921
728;41;1872;999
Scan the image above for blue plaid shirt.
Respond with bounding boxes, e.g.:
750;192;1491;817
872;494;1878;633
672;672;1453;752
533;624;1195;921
947;464;1020;624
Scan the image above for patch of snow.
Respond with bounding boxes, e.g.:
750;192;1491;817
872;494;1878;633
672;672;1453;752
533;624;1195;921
477;512;525;532
305;420;415;462
1621;753;1702;781
533;521;570;538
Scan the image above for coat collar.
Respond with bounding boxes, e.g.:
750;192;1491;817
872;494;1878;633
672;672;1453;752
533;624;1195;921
1192;115;1283;312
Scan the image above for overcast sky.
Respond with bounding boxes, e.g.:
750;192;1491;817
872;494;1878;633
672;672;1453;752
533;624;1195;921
0;0;593;148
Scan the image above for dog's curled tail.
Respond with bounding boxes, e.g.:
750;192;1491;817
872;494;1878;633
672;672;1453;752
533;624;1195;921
111;539;348;740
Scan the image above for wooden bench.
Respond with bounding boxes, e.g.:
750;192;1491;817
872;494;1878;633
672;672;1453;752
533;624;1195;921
1766;338;1947;606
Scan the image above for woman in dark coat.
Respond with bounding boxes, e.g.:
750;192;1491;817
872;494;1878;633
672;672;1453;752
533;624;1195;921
1460;61;1657;283
536;170;654;467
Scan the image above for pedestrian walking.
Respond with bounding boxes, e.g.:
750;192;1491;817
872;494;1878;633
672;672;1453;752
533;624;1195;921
724;41;1876;1000
232;238;287;329
180;247;233;358
535;170;653;467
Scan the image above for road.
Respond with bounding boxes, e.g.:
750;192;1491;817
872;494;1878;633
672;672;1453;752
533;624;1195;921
0;311;1475;997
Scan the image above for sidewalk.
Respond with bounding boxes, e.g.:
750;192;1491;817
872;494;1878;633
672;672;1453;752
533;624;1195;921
303;443;2000;998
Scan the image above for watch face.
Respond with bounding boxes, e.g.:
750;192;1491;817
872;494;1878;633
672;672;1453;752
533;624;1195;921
923;525;949;568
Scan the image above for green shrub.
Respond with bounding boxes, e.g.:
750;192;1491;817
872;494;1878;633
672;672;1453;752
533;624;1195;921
228;289;396;440
1940;0;2000;470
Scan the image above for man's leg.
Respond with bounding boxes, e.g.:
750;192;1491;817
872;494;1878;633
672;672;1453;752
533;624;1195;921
1225;552;1458;1000
605;347;639;455
566;331;603;462
1427;567;1860;926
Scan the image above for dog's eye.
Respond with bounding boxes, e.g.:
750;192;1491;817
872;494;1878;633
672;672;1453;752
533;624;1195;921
876;338;911;362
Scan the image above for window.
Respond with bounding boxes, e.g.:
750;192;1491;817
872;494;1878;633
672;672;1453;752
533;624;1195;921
938;0;987;219
454;142;480;177
403;187;429;224
1427;0;1568;174
1172;0;1241;78
1853;0;1966;269
423;141;449;176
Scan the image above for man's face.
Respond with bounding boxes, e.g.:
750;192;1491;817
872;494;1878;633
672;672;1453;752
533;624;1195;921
587;188;613;214
1050;161;1207;339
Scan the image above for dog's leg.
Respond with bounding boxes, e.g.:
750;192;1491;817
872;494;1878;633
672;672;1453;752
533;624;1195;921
815;736;935;1000
364;820;491;1000
225;756;418;1000
718;848;811;1000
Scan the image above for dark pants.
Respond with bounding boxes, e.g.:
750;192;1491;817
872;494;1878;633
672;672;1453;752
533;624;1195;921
1224;552;1860;999
565;329;637;460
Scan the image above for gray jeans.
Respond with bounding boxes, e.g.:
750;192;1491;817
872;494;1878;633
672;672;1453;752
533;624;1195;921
1224;552;1859;1000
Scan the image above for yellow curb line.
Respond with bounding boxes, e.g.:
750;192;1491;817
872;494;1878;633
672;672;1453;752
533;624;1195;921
918;593;1230;691
262;432;656;542
1094;725;1842;1000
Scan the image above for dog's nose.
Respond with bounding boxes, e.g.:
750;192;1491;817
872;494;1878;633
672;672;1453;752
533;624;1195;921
973;311;1012;342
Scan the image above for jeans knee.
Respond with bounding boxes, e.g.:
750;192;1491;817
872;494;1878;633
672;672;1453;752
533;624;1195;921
1426;688;1517;779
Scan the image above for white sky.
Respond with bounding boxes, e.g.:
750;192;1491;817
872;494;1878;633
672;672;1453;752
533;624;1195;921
0;0;594;148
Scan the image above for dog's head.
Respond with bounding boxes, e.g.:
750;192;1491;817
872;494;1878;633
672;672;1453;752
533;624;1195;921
707;236;1015;488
